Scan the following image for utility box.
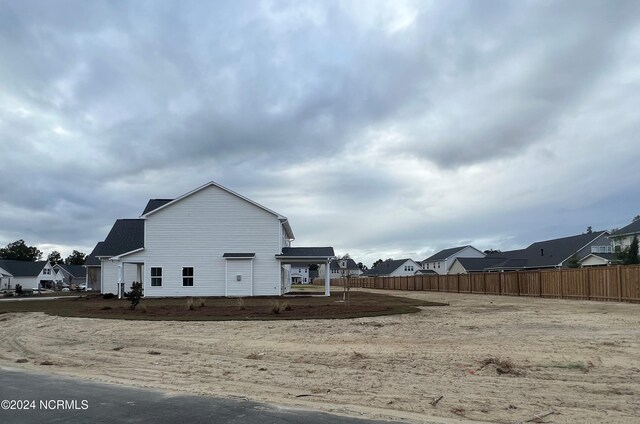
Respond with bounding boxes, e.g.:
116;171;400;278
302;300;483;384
236;274;242;281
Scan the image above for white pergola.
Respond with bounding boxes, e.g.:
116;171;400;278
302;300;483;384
276;247;336;296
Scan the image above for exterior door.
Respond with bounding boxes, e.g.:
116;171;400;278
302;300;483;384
226;259;252;296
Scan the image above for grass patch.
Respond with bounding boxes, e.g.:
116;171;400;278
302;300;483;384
0;291;446;321
538;361;592;371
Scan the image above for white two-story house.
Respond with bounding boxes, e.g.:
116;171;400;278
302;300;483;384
87;181;335;297
421;245;485;275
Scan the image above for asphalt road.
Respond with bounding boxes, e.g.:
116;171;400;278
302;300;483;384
0;367;390;424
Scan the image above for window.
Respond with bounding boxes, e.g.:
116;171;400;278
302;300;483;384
182;267;194;286
151;267;162;286
43;268;50;275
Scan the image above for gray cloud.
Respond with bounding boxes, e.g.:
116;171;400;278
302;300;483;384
1;0;639;266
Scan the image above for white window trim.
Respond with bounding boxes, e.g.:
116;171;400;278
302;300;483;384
150;266;163;287
182;266;195;287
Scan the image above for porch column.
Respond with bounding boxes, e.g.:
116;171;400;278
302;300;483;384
325;259;331;297
117;262;124;299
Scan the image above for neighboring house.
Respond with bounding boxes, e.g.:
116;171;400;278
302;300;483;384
579;253;619;267
448;256;510;274
88;181;335;297
318;258;362;280
0;260;58;290
482;231;612;271
363;259;421;277
290;265;310;284
610;219;640;253
53;264;87;288
83;242;104;292
421;245;485;275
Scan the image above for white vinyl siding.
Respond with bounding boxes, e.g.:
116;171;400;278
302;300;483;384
142;185;282;297
100;260;138;295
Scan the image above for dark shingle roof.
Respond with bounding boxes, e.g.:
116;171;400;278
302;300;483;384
84;242;105;266
454;257;508;272
94;219;144;258
0;260;48;277
329;258;359;270
415;269;438;275
278;247;335;257
422;246;472;262
365;259;414;276
57;264;87;278
611;220;640;237
483;231;609;270
142;199;173;215
222;253;255;258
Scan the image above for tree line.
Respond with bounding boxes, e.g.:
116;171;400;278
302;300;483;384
0;239;86;265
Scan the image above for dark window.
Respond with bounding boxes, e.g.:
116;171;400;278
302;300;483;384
183;267;194;286
151;267;162;287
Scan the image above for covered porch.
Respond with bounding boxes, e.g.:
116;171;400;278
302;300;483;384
275;247;335;296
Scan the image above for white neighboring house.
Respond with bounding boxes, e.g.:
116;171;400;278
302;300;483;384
421;246;485;275
53;264;87;288
364;259;421;277
290;265;310;284
318;258;362;280
87;181;335;297
610;219;640;254
0;260;59;290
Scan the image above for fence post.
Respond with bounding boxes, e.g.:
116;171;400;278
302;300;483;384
483;272;487;295
617;266;623;302
560;270;564;299
516;271;520;296
499;272;502;295
457;273;460;293
586;269;591;300
538;270;542;298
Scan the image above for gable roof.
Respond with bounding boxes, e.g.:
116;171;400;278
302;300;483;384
483;231;609;270
140;181;295;240
142;199;173;215
365;259;415;276
453;257;508;272
611;219;640;237
422;246;479;262
329;258;359;270
55;264;87;278
95;219;145;259
0;260;48;277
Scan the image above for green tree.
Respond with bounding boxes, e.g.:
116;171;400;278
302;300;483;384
357;262;367;271
566;253;580;268
47;250;64;265
585;226;593;234
624;235;639;265
65;250;87;265
0;240;42;261
372;259;383;269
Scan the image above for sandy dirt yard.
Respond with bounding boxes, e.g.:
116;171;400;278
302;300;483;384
1;289;639;423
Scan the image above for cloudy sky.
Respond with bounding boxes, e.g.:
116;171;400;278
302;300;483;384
1;0;640;266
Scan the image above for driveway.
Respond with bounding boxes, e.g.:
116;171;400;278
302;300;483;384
0;367;391;424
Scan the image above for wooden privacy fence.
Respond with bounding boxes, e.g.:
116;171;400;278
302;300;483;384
313;266;640;303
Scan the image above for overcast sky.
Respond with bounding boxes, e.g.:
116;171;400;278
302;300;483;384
1;0;639;266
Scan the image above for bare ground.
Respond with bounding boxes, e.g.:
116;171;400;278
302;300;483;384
1;289;639;423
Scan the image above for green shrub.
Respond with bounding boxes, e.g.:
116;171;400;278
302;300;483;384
129;282;143;310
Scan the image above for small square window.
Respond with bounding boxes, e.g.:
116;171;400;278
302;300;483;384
151;267;162;287
183;267;194;286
